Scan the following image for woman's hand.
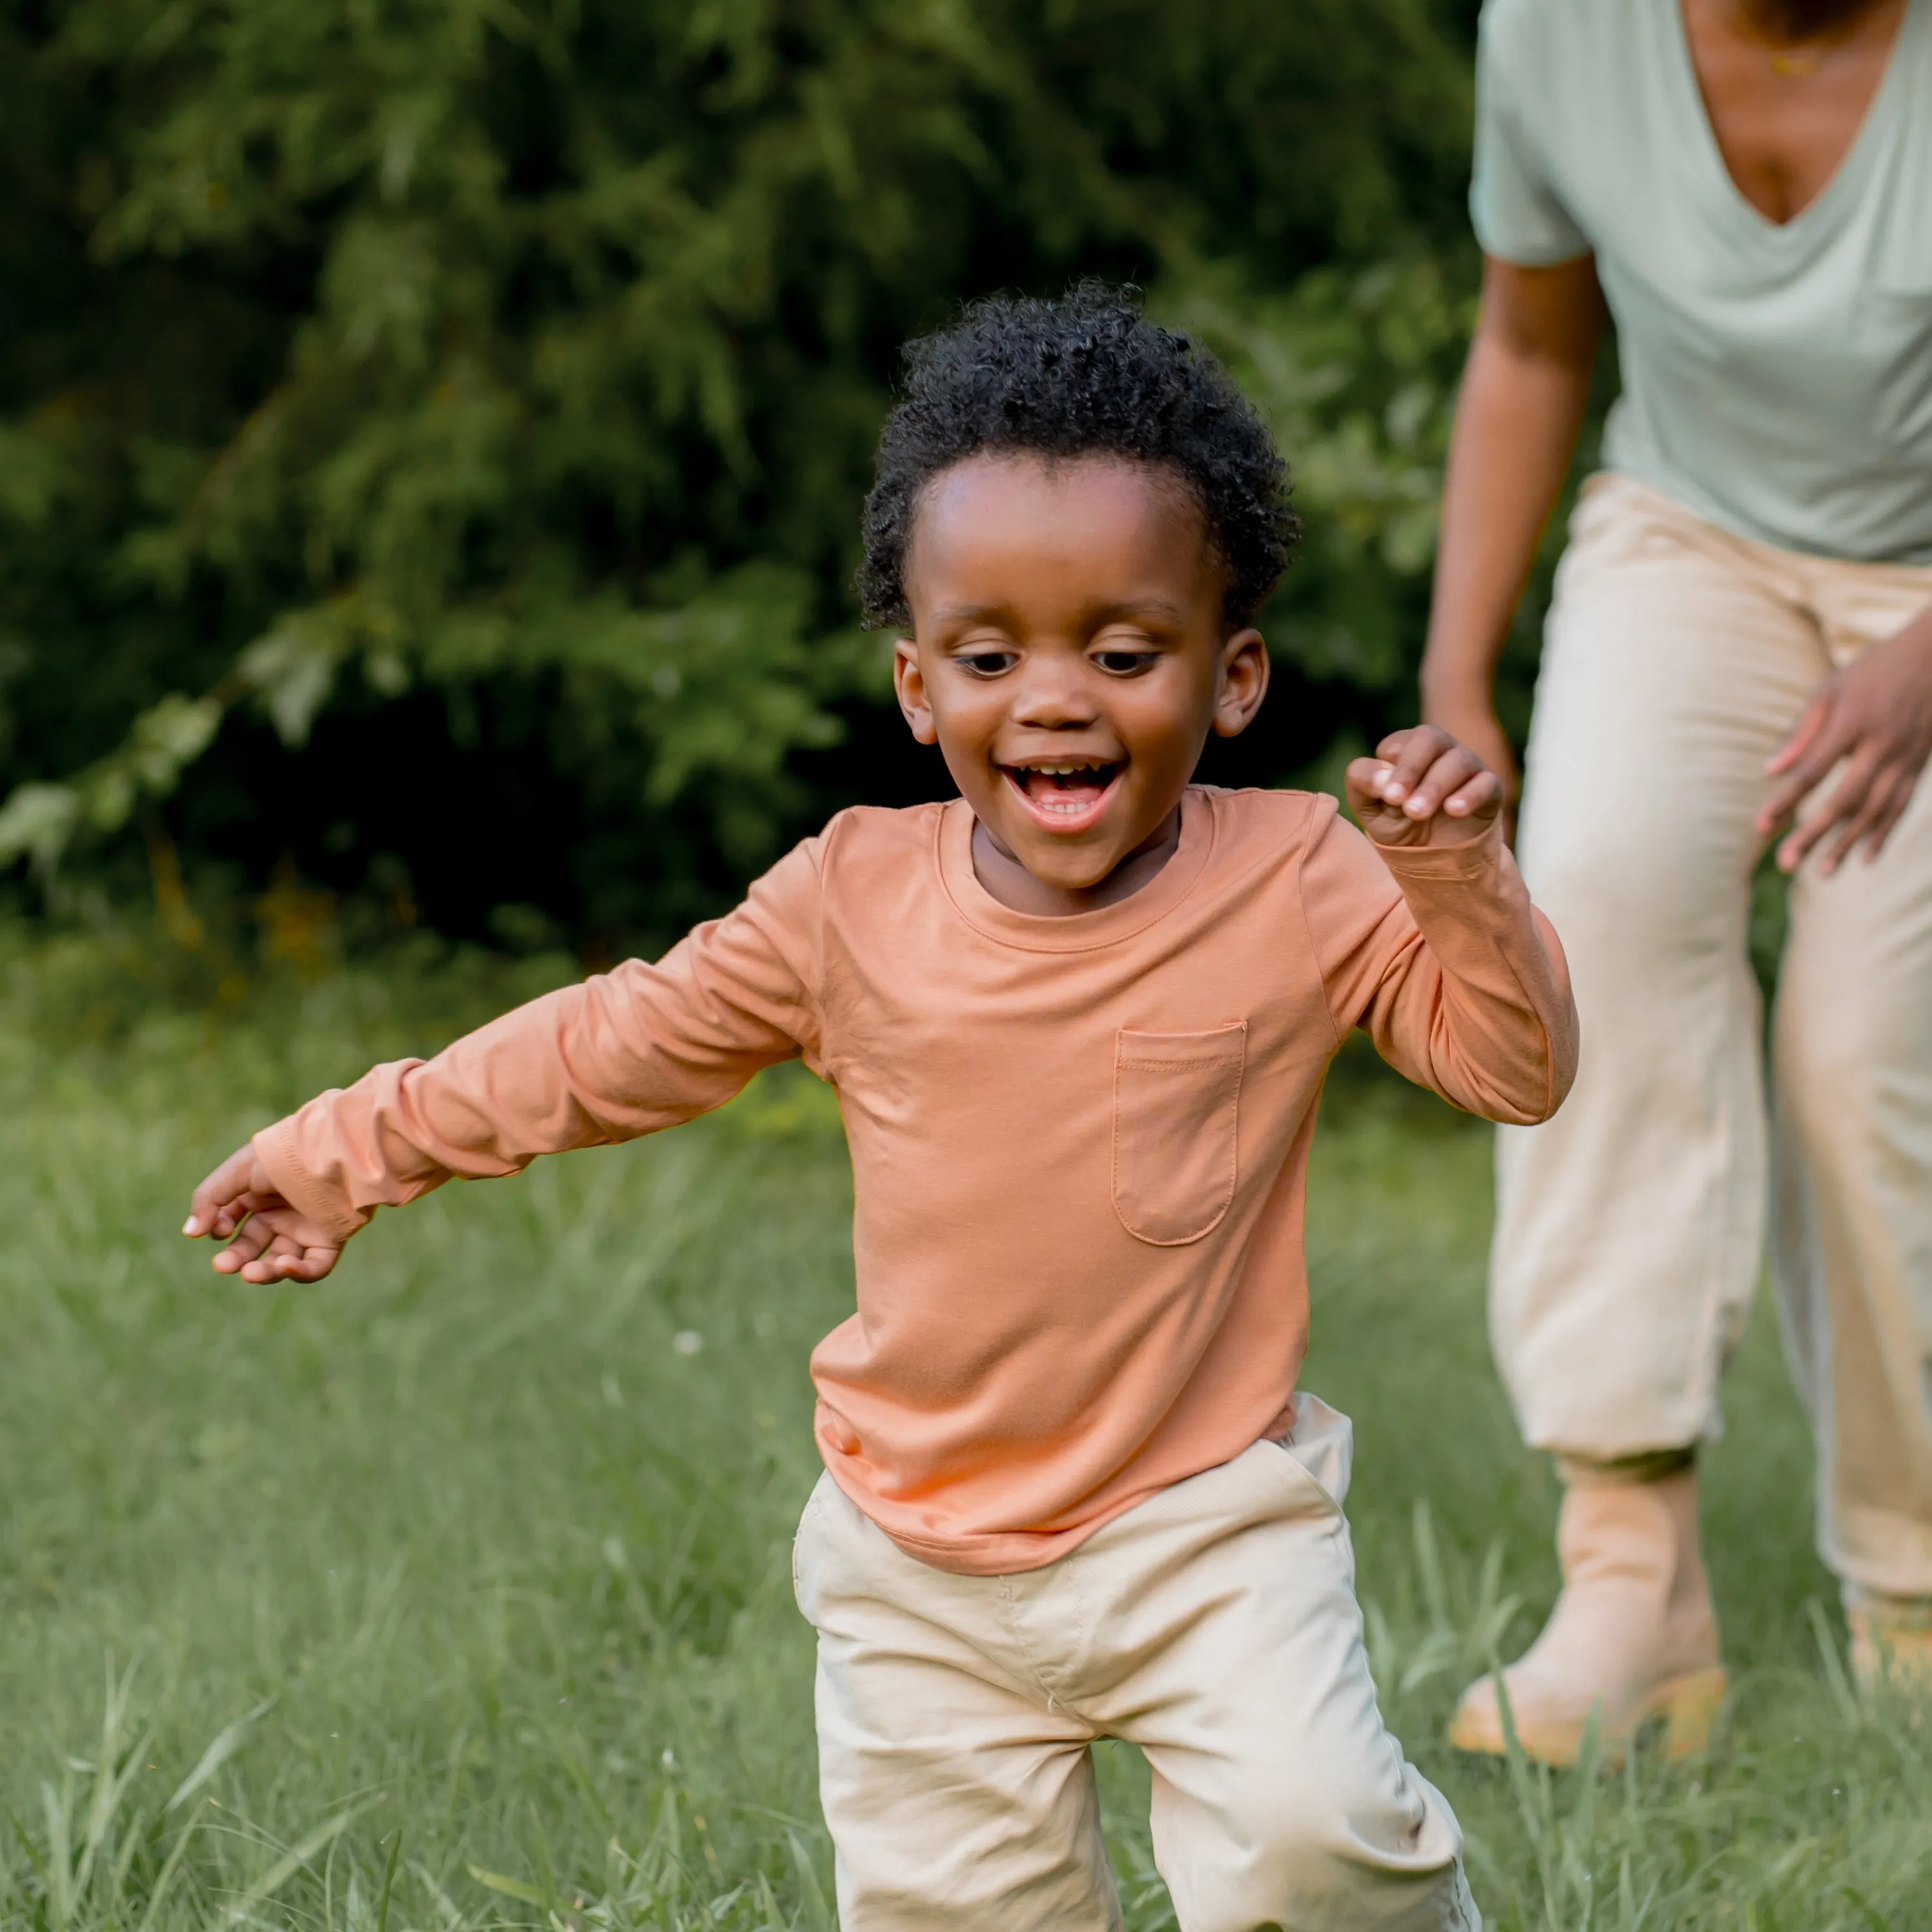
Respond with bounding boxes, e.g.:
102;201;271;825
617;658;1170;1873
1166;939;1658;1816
1759;609;1932;874
184;1144;345;1283
1421;693;1519;811
1348;725;1504;849
1420;687;1519;844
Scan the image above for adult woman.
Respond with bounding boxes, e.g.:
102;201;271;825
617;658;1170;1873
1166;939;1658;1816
1422;0;1932;1764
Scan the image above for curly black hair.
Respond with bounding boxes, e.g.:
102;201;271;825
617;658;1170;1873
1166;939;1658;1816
857;284;1296;633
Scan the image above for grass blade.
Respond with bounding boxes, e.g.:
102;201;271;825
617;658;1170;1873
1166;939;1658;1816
1807;1598;1861;1723
375;1827;403;1932
134;1813;204;1932
41;1777;75;1929
165;1698;275;1815
223;1796;376;1922
466;1862;549;1907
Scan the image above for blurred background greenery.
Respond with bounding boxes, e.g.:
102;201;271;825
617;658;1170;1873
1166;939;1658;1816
0;0;1595;967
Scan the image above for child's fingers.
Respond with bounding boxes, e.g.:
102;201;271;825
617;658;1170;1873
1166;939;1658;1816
1369;728;1452;806
214;1219;339;1285
1350;732;1503;832
186;1145;268;1238
210;1213;276;1274
235;1243;339;1285
189;1196;255;1239
1397;747;1492;819
1345;757;1387;798
1345;757;1411;818
196;1191;275;1241
1441;768;1504;819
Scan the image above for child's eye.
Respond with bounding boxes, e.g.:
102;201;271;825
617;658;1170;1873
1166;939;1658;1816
1093;649;1158;676
958;651;1017;677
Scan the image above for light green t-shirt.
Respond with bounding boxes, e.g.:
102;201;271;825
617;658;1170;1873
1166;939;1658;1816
1472;0;1932;565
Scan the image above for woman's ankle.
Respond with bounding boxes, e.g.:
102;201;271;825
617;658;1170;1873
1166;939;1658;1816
1555;1444;1697;1487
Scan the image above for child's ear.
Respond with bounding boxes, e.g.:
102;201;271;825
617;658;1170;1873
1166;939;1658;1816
893;638;940;745
1211;629;1269;739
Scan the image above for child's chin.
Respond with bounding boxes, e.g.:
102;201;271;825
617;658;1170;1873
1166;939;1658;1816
1009;835;1124;890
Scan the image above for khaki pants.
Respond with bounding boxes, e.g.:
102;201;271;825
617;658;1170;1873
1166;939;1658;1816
792;1397;1477;1932
1495;473;1932;1599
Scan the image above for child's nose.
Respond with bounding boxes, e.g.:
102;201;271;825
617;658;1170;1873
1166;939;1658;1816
1011;661;1099;727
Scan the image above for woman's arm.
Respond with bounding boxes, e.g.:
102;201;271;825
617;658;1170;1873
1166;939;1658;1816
1419;254;1607;802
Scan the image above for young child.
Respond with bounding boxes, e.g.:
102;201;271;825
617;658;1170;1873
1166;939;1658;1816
185;289;1575;1931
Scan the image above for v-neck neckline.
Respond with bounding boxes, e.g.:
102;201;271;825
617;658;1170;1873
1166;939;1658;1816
1667;0;1917;241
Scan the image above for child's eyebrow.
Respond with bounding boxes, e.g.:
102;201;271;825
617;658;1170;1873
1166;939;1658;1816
931;598;1194;632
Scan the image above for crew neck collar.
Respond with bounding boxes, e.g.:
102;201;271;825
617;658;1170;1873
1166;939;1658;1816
936;788;1217;952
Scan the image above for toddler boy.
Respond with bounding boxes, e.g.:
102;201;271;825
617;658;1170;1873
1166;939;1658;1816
185;289;1576;1931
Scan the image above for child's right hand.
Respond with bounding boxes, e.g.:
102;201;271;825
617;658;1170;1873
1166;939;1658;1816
184;1145;345;1283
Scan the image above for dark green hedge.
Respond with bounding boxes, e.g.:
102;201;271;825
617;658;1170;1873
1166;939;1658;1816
1;0;1520;957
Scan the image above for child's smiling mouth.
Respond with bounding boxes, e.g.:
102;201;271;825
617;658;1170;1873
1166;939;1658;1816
1000;759;1126;829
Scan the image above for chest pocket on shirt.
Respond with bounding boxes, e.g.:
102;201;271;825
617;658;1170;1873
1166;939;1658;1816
1112;1023;1246;1246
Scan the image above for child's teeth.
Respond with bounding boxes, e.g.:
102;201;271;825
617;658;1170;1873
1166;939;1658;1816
1009;761;1115;813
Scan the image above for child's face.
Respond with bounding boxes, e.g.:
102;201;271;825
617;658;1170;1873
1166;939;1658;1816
893;454;1267;896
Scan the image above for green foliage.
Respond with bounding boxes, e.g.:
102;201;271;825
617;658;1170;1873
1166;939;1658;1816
1159;254;1475;702
3;951;1929;1927
0;0;1484;947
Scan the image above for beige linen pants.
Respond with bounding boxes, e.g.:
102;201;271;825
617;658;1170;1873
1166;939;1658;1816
792;1397;1477;1932
1495;473;1932;1598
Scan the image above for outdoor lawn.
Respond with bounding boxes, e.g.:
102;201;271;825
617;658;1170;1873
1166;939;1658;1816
3;937;1927;1931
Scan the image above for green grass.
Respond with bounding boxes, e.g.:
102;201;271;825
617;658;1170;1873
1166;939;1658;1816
2;933;1929;1929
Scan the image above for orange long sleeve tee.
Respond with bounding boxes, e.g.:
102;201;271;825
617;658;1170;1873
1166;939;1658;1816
256;788;1576;1574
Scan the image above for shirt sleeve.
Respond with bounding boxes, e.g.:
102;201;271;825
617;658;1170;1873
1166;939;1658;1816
1470;0;1591;266
1300;800;1578;1123
252;835;827;1243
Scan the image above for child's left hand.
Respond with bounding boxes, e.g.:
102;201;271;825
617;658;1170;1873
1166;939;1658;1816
1346;725;1504;849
